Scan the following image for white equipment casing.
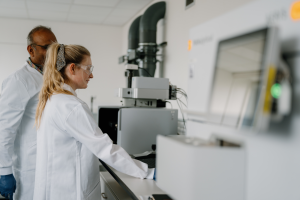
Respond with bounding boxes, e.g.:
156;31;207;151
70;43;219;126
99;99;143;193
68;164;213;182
125;64;138;70
120;98;158;107
131;88;169;99
118;77;171;101
131;77;169;89
185;0;300;199
118;88;169;100
118;108;178;154
157;135;245;200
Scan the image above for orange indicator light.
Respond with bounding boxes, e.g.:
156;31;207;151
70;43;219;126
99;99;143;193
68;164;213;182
188;40;192;51
291;1;300;20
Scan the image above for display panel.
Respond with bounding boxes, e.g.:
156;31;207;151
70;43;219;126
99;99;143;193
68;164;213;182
208;29;268;128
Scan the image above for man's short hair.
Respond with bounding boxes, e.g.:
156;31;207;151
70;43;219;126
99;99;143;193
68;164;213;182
27;25;53;46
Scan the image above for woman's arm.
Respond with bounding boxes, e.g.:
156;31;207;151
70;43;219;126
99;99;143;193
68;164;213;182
64;103;154;179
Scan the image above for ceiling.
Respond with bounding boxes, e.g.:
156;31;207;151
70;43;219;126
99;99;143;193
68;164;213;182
0;0;153;26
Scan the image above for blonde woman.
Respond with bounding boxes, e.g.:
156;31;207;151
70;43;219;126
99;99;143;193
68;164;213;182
33;43;155;200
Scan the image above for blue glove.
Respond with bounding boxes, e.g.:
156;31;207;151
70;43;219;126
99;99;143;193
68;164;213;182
153;169;156;181
0;174;16;200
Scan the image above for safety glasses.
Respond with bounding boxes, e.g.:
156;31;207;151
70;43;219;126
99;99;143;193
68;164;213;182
75;64;94;75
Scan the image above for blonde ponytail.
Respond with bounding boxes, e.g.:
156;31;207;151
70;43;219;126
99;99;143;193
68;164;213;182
35;43;90;128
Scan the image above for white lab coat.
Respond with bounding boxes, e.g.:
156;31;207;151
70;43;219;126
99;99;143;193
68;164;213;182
33;84;154;200
0;62;43;200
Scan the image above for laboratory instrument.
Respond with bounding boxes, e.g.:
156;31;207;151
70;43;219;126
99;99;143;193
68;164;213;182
98;2;179;155
157;0;299;199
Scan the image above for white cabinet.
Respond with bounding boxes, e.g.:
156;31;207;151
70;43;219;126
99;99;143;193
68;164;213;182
100;175;117;200
100;172;132;200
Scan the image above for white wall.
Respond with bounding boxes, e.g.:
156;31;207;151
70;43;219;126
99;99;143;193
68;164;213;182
0;18;125;111
121;0;255;109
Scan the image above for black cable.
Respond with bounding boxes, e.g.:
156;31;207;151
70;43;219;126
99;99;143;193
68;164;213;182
176;91;184;99
138;67;152;77
177;88;188;98
177;91;188;100
177;91;188;105
178;88;188;97
176;90;186;97
177;88;188;130
179;88;188;95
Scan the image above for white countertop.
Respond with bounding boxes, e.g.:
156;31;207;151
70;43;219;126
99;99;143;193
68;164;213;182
100;167;165;200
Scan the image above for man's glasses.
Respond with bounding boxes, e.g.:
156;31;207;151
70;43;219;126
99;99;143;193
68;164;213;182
31;44;50;50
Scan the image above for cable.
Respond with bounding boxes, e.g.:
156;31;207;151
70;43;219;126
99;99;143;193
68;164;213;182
167;87;188;133
177;90;186;96
177;98;187;107
179;89;188;97
176;88;188;97
177;88;188;98
176;99;186;130
174;87;188;131
176;89;188;105
177;91;188;101
138;67;152;77
177;101;186;131
176;91;184;99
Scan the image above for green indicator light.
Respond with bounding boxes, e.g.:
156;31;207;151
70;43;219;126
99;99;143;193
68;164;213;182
271;83;281;99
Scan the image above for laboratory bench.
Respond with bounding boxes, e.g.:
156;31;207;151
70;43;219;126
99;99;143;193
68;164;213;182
0;163;165;200
99;161;165;200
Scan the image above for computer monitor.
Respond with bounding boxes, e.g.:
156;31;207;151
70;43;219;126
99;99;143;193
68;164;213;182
208;27;289;129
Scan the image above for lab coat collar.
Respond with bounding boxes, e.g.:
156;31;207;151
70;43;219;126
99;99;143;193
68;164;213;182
25;62;43;77
27;57;43;75
62;83;77;97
